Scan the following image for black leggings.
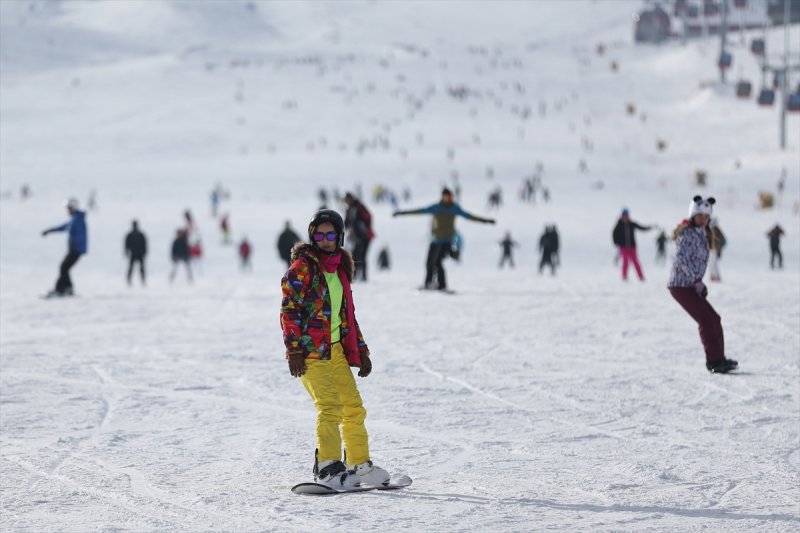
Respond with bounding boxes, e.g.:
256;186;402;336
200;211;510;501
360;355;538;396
55;251;82;294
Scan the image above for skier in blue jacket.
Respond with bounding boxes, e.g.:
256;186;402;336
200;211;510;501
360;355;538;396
42;198;87;297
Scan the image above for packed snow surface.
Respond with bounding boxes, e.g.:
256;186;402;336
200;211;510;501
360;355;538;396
1;1;799;531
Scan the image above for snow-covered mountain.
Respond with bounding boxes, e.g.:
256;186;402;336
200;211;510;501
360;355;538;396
1;1;798;531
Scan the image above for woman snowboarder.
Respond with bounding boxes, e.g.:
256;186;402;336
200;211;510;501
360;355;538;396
667;196;738;374
280;209;390;488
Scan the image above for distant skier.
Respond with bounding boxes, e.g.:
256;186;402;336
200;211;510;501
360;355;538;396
498;232;518;268
220;213;231;244
343;192;375;281
124;220;147;286
538;226;558;275
277;221;302;267
169;229;193;283
41;198;87;297
668;196;737;374
612;208;653;281
708;218;726;282
210;188;220;217
767;224;785;269
239;237;252;271
377;247;391;270
655;230;668;264
393;188;495;291
280;208;390;488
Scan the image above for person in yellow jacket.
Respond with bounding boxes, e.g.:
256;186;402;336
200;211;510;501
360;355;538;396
280;209;389;488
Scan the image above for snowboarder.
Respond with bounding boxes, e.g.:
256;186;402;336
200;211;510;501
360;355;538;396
343;192;375;281
239;237;252;271
708;218;726;282
393;188;495;290
280;209;389;488
767;224;785;269
277;221;301;267
612;208;653;281
124;220;147;286
538;226;559;275
668;196;737;374
498;232;518;268
41;198;87;297
169;229;193;283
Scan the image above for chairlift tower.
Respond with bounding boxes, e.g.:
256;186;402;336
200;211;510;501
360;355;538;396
720;0;730;83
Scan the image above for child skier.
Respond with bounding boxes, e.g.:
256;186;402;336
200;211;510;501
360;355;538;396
280;209;389;488
668;196;738;374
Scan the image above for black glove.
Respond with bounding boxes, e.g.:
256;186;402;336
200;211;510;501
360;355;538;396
694;281;708;298
288;353;307;377
41;230;49;237
358;355;372;377
392;212;401;217
486;218;496;225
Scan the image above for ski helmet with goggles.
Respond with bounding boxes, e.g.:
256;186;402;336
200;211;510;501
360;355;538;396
308;209;345;249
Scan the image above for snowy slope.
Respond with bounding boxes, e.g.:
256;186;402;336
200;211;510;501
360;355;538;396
1;1;799;531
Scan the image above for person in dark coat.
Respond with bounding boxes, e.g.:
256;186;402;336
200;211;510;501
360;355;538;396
539;226;559;275
124;220;147;286
169;229;192;283
277;221;301;267
498;232;518;268
344;192;375;281
42;198;87;297
655;230;668;263
377;247;390;270
767;224;785;269
612;208;653;281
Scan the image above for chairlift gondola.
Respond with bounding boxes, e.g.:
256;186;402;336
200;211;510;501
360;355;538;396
751;38;765;56
736;80;752;98
718;52;732;69
757;88;775;106
788;92;800;112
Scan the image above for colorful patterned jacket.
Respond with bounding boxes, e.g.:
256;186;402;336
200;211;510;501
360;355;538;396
668;221;711;288
280;244;369;366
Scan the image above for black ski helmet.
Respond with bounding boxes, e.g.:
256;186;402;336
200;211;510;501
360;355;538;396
308;209;345;249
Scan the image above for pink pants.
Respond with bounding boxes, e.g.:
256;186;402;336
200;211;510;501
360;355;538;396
620;247;644;280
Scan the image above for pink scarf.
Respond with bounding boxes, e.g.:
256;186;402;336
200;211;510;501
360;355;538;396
317;250;361;366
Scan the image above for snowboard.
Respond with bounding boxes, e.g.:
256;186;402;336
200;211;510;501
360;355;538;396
292;474;412;496
415;286;456;295
40;291;77;299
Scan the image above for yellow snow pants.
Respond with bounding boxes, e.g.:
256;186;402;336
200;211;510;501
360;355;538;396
300;342;370;465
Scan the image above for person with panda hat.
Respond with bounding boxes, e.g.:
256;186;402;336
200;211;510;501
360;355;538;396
668;196;738;374
279;209;390;488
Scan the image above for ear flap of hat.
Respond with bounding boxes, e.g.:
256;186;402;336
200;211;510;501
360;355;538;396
692;195;703;203
707;197;716;205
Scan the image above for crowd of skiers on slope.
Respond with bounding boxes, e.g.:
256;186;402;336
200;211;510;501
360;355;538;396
40;187;789;299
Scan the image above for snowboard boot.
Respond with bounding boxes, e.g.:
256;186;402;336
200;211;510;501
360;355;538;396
313;450;359;488
349;460;390;486
706;359;738;374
